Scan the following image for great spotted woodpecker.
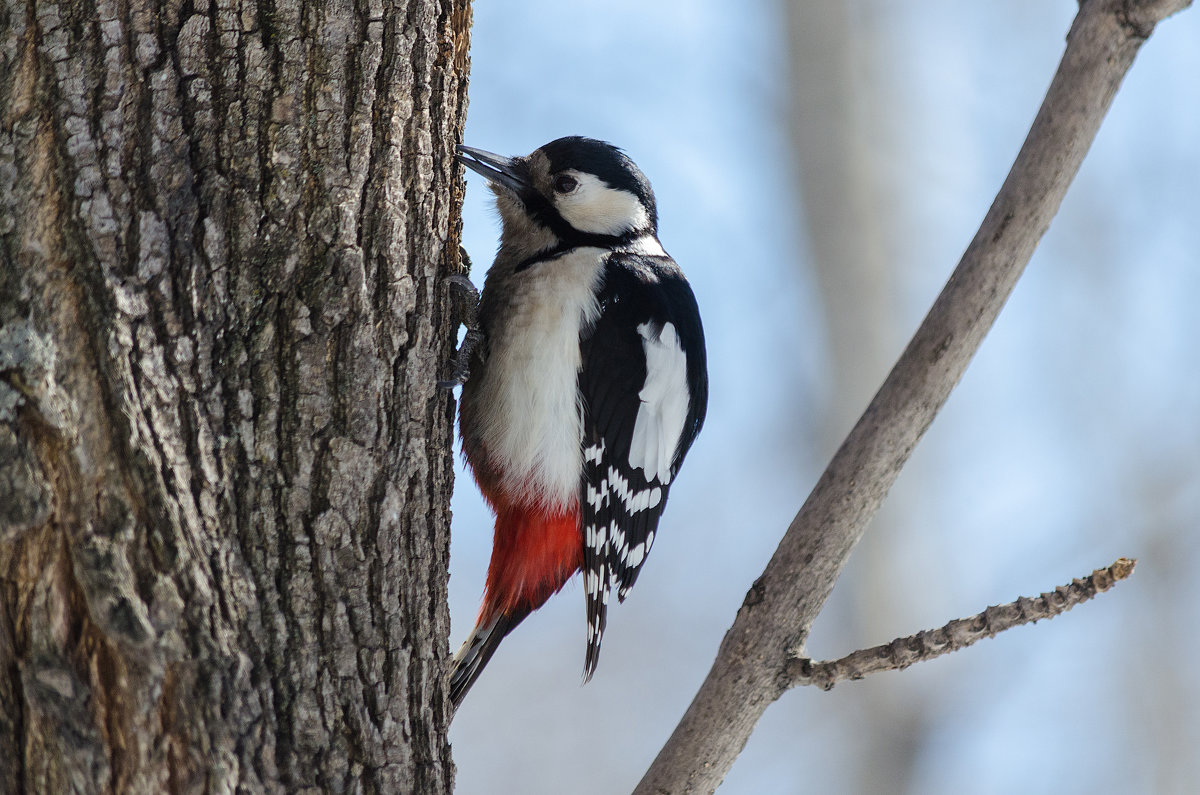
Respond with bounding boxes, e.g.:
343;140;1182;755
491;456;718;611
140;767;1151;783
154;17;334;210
447;137;707;707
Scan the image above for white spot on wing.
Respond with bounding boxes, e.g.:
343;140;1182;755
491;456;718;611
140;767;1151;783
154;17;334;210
607;467;664;514
584;441;605;464
629;321;689;483
586;482;608;512
611;523;626;555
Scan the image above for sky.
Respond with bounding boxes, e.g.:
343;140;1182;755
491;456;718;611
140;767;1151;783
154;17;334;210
446;2;1200;793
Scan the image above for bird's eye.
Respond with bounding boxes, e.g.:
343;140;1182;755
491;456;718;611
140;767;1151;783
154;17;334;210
553;174;578;194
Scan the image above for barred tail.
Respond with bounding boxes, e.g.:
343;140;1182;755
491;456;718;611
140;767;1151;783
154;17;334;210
449;608;529;708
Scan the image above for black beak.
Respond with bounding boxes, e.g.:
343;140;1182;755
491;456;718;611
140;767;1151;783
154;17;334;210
457;145;529;194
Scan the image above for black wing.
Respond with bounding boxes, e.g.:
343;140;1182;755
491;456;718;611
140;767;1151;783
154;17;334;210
577;253;708;679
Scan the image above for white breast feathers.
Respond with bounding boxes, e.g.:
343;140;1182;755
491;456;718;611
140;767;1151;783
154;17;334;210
475;248;606;508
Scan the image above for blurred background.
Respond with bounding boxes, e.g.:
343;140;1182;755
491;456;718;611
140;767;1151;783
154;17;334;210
447;1;1200;793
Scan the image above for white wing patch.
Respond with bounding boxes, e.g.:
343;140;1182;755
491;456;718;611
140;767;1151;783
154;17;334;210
629;321;690;484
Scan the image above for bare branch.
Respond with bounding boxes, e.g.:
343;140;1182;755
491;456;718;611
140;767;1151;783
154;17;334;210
635;1;1191;791
787;558;1136;691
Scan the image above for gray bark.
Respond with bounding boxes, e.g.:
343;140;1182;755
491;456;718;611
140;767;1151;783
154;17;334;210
0;0;470;792
635;0;1191;792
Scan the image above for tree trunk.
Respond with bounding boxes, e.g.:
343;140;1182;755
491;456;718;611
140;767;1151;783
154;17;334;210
0;0;470;792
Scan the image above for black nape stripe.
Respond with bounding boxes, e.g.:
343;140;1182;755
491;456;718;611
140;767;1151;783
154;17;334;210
510;142;654;272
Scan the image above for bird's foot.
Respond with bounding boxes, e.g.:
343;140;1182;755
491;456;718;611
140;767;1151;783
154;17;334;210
440;255;483;389
447;271;480;327
439;328;483;390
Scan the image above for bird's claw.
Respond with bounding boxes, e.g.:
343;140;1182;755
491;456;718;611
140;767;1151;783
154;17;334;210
447;271;480;301
440;258;483;390
439;328;483;390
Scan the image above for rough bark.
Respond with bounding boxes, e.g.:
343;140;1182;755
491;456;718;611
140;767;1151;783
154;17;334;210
635;1;1191;792
0;0;470;792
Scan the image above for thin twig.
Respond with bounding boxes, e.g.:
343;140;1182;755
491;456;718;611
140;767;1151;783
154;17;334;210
635;3;1188;790
787;558;1136;691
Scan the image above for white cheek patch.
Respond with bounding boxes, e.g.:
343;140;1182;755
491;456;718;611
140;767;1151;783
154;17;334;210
555;172;649;236
628;322;690;484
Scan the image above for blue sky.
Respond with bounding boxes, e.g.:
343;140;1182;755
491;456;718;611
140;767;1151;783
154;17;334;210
447;2;1200;792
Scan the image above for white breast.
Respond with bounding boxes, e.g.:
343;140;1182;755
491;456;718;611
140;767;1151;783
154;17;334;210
475;248;606;510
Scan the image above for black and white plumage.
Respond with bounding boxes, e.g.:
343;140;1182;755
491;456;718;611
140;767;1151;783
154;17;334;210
578;253;707;676
449;136;707;706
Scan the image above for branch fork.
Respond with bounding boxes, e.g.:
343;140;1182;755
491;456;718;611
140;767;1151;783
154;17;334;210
636;0;1190;789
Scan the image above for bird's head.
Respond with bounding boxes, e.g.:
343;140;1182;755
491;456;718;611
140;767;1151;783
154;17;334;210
458;136;658;256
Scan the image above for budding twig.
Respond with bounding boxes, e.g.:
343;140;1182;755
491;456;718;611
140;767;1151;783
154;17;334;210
787;558;1136;691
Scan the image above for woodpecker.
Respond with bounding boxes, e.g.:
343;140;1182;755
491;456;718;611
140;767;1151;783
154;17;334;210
447;136;707;708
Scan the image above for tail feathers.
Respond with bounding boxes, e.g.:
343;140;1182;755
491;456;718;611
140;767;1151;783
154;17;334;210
582;558;610;684
449;609;528;709
450;501;583;709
